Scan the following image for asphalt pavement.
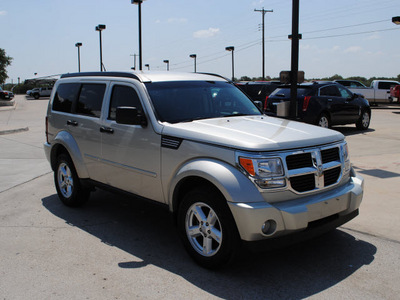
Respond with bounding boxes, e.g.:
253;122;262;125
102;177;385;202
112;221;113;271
0;95;399;299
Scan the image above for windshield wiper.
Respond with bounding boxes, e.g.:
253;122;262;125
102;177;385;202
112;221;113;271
222;113;249;117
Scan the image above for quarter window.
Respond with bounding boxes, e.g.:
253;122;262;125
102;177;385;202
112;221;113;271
108;85;143;120
76;84;106;118
52;83;80;113
320;85;340;97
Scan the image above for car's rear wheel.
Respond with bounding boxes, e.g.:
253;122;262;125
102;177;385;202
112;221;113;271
177;186;240;269
33;93;40;99
356;110;370;130
54;153;90;207
317;113;330;128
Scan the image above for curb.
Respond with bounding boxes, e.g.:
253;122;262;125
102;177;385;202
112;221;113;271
0;127;29;135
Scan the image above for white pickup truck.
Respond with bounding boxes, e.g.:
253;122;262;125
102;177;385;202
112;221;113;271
335;80;400;105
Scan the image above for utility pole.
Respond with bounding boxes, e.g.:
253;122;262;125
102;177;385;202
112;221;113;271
289;0;301;119
254;7;273;81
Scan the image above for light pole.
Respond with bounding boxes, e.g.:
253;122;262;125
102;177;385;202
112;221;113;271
163;60;169;71
130;53;137;70
131;0;146;71
75;42;82;72
145;64;150;70
225;46;235;81
95;24;106;72
189;54;197;72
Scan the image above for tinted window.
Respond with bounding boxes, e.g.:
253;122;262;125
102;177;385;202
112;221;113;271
269;87;312;98
52;83;80;113
377;82;398;89
76;84;106;118
145;81;260;123
320;85;341;97
109;85;143;120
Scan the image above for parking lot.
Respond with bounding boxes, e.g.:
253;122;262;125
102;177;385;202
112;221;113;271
0;95;399;299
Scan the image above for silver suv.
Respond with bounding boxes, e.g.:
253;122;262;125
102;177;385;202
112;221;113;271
44;71;363;268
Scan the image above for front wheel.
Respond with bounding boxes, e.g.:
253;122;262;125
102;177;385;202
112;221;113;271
177;186;240;269
54;153;90;207
356;110;370;130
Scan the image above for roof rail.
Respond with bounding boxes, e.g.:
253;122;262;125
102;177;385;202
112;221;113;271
60;72;141;81
196;72;232;83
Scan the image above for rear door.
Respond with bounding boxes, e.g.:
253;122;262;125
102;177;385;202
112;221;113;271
319;85;346;124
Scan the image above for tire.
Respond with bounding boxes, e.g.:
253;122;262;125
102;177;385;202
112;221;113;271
317;113;330;128
356;110;370;130
177;186;240;269
54;153;90;207
33;93;40;99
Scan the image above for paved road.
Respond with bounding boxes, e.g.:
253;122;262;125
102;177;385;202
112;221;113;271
0;95;399;299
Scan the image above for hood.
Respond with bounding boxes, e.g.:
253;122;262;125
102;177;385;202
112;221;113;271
162;115;344;152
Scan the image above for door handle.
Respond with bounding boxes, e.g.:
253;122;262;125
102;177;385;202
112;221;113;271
100;126;114;134
67;120;78;126
327;99;333;102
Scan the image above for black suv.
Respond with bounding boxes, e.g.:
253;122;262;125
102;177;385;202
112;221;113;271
236;81;280;108
265;81;371;130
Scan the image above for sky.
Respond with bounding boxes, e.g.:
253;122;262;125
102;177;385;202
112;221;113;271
1;0;400;83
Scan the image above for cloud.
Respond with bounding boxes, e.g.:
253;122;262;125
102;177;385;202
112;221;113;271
0;11;7;16
167;18;188;24
193;28;220;38
344;46;362;53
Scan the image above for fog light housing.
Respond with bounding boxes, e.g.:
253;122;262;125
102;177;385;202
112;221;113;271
261;220;277;235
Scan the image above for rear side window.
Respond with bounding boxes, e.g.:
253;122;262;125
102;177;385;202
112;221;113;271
270;87;311;98
320;85;341;97
52;83;80;113
108;85;143;120
377;82;398;89
76;84;106;118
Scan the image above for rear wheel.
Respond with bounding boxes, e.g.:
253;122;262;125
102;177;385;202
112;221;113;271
177;186;240;269
356;110;370;130
54;153;90;207
317;113;330;128
33;93;40;99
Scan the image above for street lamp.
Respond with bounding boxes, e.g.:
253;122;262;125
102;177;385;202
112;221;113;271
163;60;169;71
75;42;82;72
393;16;400;25
145;64;150;70
189;54;197;73
225;46;235;81
95;24;106;72
131;0;147;71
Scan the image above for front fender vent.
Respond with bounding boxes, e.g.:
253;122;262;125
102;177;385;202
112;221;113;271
161;135;183;150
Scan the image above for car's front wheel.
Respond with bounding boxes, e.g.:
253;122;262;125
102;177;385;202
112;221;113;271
54;153;90;207
177;186;240;269
356;110;370;130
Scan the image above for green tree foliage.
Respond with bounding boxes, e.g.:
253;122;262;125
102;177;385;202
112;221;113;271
0;48;13;84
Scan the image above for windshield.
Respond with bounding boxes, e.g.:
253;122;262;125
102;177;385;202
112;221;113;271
145;81;261;123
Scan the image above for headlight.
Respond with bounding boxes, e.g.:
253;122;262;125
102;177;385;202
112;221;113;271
342;142;351;174
239;157;286;189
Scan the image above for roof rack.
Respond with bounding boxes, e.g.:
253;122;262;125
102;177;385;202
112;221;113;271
60;72;141;81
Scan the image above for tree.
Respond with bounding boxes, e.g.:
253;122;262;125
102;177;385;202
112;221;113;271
0;48;13;84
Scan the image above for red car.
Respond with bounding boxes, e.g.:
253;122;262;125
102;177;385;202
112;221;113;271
390;85;400;103
0;87;14;100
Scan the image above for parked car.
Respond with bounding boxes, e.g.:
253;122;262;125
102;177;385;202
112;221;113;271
31;87;53;99
236;81;280;108
266;81;371;130
334;79;399;105
389;84;400;103
0;87;14;100
44;71;363;268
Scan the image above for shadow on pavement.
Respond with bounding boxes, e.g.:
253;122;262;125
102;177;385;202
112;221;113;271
42;190;376;299
333;126;375;136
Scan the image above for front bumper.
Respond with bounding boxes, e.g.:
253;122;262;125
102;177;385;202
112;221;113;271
228;173;363;243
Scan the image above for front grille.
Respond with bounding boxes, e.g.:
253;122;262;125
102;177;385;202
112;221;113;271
285;145;343;193
321;147;340;163
286;153;312;170
324;167;341;186
290;174;315;192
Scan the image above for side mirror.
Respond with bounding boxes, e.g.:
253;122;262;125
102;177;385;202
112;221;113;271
116;106;147;127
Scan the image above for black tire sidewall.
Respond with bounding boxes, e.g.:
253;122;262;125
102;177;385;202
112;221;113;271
177;186;240;269
356;110;370;130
